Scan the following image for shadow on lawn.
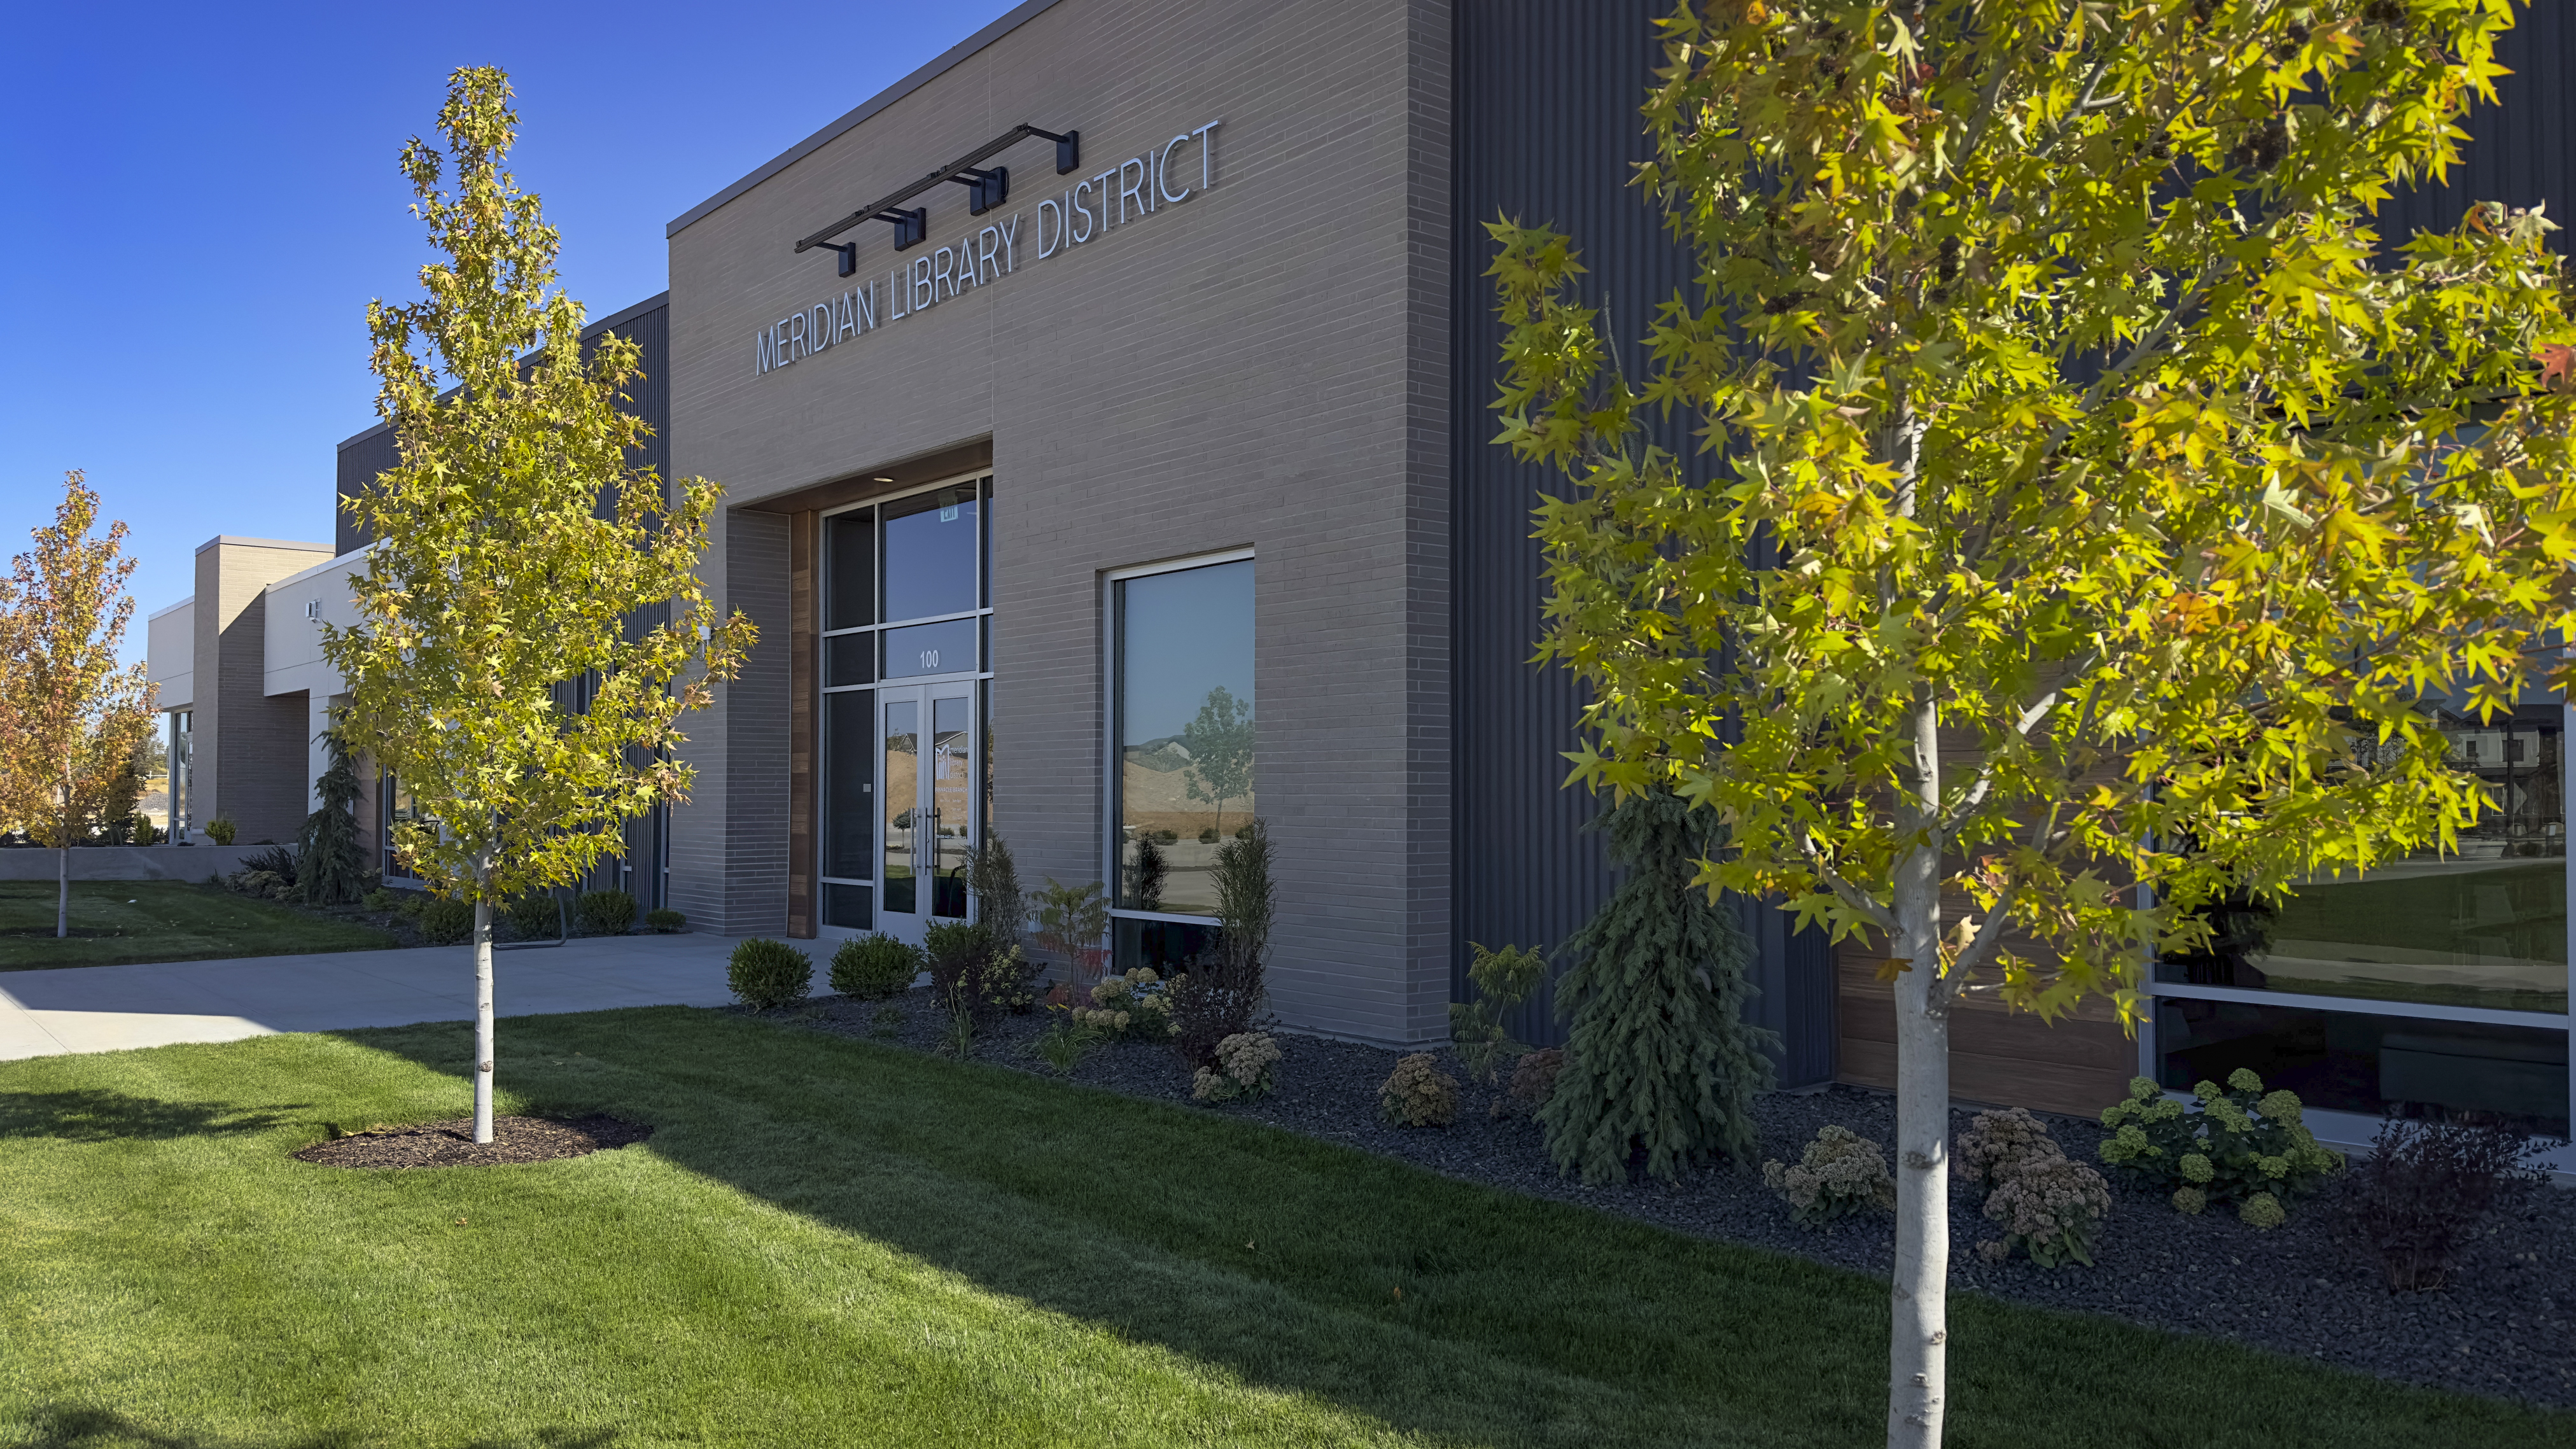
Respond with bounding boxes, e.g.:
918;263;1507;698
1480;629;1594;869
0;1089;302;1143
18;1405;620;1449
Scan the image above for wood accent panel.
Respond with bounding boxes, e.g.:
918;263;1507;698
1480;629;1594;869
1835;951;2136;1118
787;510;817;938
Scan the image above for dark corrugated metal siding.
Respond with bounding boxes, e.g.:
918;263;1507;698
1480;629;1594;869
1451;0;1835;1084
335;294;673;554
2383;6;2575;242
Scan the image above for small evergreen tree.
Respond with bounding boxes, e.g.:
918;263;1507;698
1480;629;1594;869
1540;787;1775;1184
296;716;369;906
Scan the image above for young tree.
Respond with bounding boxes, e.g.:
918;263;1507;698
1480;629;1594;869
1491;4;2575;1445
1182;685;1254;836
0;473;157;938
326;67;753;1144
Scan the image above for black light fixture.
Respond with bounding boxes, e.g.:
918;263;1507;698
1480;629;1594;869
872;206;927;250
948;165;1009;214
794;122;1080;269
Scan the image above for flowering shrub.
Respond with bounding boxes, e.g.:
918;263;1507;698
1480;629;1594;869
1762;1125;1894;1228
1960;1108;2111;1268
1501;1046;1565;1118
1072;968;1180;1040
2099;1071;2341;1226
1379;1053;1458;1127
1192;1032;1281;1103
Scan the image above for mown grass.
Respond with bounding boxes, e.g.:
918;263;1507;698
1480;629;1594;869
0;1007;2563;1448
0;881;391;970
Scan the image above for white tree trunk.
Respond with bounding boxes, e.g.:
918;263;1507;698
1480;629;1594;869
472;860;496;1144
55;843;69;939
1887;699;1950;1449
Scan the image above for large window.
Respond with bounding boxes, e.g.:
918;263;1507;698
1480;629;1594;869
2147;701;2573;1135
817;475;993;935
1108;553;1252;970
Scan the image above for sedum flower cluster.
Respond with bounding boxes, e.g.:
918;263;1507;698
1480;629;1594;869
1191;1031;1282;1103
2099;1071;2341;1227
1960;1107;2111;1268
1071;967;1181;1040
1762;1124;1895;1229
1378;1053;1459;1128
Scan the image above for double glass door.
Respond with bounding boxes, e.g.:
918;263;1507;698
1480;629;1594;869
878;681;976;940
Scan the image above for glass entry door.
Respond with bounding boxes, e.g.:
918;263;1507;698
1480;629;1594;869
877;680;976;944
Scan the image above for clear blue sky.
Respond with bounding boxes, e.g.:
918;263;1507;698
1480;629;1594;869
1;0;1021;657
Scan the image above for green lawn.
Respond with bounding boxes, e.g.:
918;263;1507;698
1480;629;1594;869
0;881;392;970
0;1010;2561;1448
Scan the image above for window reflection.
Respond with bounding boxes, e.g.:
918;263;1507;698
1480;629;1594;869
930;695;970;918
2158;704;2567;1014
883;701;919;914
2157;997;2568;1135
1114;560;1254;918
882;488;977;623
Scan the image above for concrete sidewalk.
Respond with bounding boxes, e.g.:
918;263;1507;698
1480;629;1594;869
0;934;741;1061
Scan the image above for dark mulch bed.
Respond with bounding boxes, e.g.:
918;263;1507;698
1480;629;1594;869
293;1113;653;1169
755;988;2576;1410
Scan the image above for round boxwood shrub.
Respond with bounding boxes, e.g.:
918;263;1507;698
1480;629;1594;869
577;890;637;935
506;892;561;939
645;907;686;934
729;938;812;1009
417;898;474;946
830;933;924;999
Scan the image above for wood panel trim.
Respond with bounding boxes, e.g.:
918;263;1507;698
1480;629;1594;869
788;509;817;938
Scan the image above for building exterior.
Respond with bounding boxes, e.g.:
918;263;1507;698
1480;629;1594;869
150;0;2575;1152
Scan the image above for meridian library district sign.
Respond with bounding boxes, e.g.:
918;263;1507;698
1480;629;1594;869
753;118;1224;377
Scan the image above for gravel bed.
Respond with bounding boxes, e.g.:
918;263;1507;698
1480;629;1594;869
756;990;2576;1410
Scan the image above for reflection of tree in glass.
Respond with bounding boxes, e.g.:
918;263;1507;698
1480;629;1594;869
1128;834;1167;912
1181;686;1254;836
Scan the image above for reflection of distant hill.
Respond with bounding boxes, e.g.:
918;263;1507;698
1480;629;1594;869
1124;735;1195;773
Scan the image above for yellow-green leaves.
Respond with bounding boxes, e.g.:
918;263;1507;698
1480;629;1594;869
1499;0;2575;1023
0;472;158;855
325;67;755;903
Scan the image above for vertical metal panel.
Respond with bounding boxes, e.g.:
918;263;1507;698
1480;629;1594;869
1451;0;1835;1085
2382;7;2575;242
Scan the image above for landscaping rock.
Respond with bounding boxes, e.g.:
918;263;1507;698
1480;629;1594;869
768;990;2576;1410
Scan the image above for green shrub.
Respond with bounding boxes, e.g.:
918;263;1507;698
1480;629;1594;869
506;892;561;939
1033;1018;1097;1075
130;815;160;846
203;818;237;845
417;898;473;946
1378;1053;1457;1128
830;934;923;999
727;938;812;1009
394;891;428;919
1762;1126;1895;1229
645;907;685;933
1071;968;1179;1039
577;890;636;935
1502;1046;1565;1118
2098;1072;2342;1224
1961;1108;2110;1269
1449;940;1547;1084
923;921;1035;1022
1192;1032;1281;1103
362;888;396;912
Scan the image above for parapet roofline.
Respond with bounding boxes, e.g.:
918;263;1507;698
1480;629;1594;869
337;291;673;452
664;0;1069;241
192;536;334;556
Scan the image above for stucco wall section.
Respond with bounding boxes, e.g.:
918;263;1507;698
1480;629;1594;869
668;0;1454;1042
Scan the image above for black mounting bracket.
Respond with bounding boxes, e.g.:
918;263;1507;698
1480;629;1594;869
794;122;1079;263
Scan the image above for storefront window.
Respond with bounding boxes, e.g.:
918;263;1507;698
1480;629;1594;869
2157;997;2568;1135
381;773;422;881
1112;556;1254;923
815;475;993;940
2155;705;2567;1014
2150;696;2572;1134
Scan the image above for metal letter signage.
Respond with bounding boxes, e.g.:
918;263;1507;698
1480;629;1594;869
755;118;1222;377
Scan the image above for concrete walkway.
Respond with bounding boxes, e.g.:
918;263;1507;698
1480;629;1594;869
0;933;742;1061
